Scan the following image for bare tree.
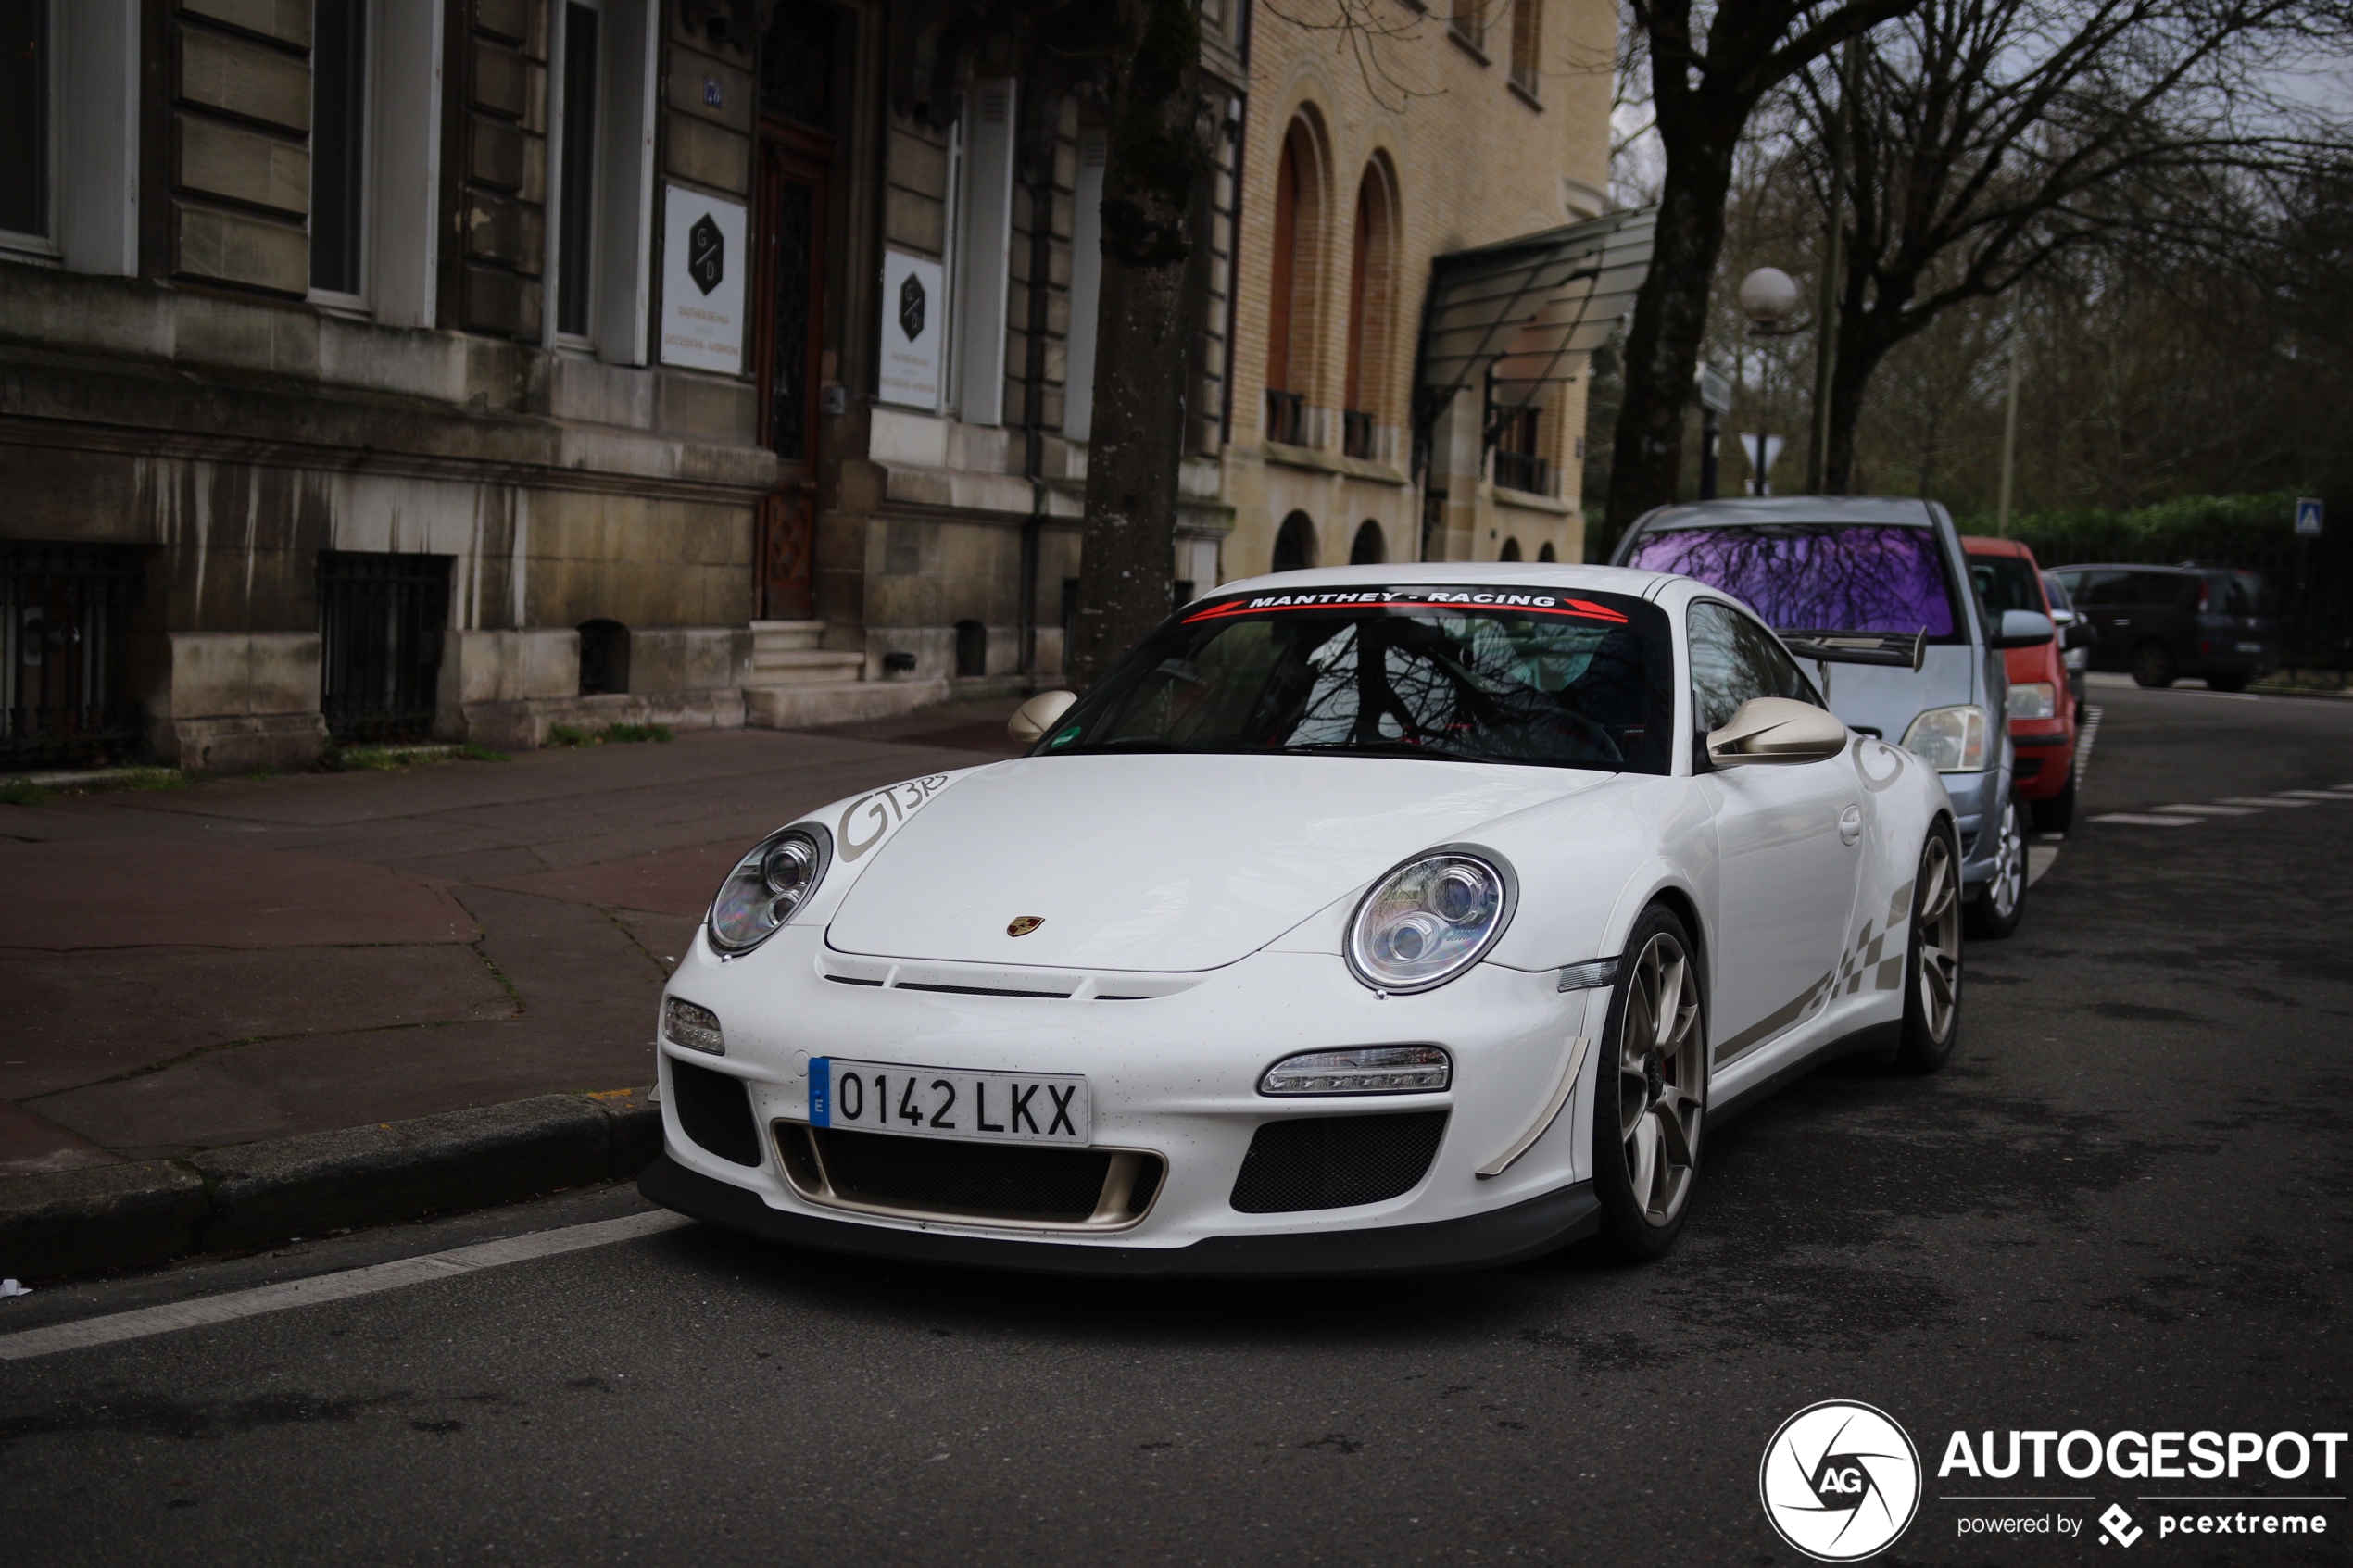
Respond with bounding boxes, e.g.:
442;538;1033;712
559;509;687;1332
1601;0;1928;549
1791;0;2349;490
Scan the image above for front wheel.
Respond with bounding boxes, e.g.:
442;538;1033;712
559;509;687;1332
1892;828;1964;1072
1967;795;2027;939
2133;641;2178;688
1591;906;1707;1261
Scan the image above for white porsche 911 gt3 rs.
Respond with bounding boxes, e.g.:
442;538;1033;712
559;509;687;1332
640;564;1961;1274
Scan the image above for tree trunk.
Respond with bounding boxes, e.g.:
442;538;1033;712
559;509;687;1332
1066;0;1210;691
1602;131;1741;553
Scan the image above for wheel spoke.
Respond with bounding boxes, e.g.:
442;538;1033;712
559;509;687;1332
1628;1115;1659;1211
1618;1069;1649;1137
1653;954;1685;1050
1655;1100;1697;1169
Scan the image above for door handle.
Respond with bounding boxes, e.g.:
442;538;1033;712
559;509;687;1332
1838;805;1863;846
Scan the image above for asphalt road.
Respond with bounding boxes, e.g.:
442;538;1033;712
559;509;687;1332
5;683;2349;1567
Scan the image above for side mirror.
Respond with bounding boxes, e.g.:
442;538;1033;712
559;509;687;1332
1992;609;2055;649
2063;619;2096;651
1705;697;1850;768
1007;690;1079;746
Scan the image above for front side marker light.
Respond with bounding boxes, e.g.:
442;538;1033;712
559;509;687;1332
664;997;724;1054
1555;957;1619;992
1261;1046;1451;1096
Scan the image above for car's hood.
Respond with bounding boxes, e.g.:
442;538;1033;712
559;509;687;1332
824;753;1607;972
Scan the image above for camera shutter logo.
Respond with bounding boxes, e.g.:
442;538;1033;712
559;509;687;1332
1758;1400;1922;1561
687;213;725;295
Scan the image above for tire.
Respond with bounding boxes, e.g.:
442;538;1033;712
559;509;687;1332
1966;795;2027;939
2030;769;2075;834
2207;671;2249;693
2132;641;2178;688
1591;905;1707;1261
1892;826;1964;1073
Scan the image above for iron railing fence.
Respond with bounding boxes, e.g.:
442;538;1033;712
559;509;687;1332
1;542;146;769
319;551;452;743
1492;447;1555;498
1265;389;1304;447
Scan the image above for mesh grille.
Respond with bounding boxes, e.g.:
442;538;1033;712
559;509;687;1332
1229;1111;1449;1213
812;1129;1119;1223
671;1058;763;1167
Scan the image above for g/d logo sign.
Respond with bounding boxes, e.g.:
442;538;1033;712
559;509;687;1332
1760;1401;1923;1561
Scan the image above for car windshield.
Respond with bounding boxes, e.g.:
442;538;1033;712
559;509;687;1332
1040;585;1676;774
1969;554;2045;618
2041;571;2074;612
1626;523;1962;641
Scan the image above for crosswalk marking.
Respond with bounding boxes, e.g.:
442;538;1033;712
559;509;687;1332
2155;805;2260;815
2089;813;2202;827
2216;797;2317;808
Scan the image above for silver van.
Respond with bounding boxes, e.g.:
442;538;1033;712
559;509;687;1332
1612;496;2055;937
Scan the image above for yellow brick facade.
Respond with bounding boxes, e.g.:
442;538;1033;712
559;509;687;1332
1217;0;1617;578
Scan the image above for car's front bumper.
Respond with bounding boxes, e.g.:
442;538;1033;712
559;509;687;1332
1940;766;2011;885
646;929;1610;1269
641;1152;1600;1276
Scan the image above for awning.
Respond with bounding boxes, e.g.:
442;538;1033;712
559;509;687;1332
1413;207;1656;434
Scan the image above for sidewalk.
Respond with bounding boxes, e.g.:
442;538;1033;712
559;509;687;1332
0;700;1025;1189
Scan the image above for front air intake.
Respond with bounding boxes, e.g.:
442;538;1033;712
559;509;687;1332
670;1057;762;1167
1228;1111;1449;1213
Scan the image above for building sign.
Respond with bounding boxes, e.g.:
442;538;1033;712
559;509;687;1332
660;185;747;373
877;250;944;410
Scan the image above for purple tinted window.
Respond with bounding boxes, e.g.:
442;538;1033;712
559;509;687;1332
1628;524;1958;638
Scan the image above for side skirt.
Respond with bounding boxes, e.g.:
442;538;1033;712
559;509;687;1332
1709;1021;1903;1124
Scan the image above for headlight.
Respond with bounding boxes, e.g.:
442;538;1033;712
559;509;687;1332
708;825;831;953
1901;704;1990;772
1345;847;1516;994
2005;682;2057;721
1262;1046;1451;1095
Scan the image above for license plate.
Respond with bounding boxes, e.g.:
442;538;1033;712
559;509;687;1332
2236;640;2262;653
810;1058;1088;1145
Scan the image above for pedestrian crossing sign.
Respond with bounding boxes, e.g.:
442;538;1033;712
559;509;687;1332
2296;497;2323;536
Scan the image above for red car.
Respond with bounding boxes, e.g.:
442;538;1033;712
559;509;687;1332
1965;535;2079;831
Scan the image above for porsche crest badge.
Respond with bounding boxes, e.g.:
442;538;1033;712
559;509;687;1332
1006;916;1045;937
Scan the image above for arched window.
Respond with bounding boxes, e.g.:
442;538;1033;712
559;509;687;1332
954;619;988;677
1343;159;1395;460
578;620;630;695
1499;537;1523;562
1349;521;1385;565
1273;511;1317;572
1265;117;1323;445
1538;541;1558;562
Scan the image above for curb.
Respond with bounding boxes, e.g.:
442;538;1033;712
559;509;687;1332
0;1088;660;1283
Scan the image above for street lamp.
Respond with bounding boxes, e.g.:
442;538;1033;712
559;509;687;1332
1739;268;1802;334
1733;267;1802;495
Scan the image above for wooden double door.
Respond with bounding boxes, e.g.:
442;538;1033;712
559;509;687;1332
752;122;832;621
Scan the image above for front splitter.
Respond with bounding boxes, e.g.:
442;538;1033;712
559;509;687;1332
638;1152;1598;1278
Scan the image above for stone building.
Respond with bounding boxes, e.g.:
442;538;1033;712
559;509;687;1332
0;0;1624;772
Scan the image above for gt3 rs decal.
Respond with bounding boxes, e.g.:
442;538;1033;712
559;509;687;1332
837;773;953;861
1856;735;1909;793
1182;588;1630;625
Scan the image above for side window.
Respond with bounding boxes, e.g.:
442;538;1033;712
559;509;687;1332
1689;601;1818;732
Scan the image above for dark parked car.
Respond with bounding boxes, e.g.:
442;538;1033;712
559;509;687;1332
2048;563;2279;691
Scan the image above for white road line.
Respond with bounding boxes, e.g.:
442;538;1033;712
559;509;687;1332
2280;789;2353;799
2089;813;2204;827
2217;797;2318;808
0;1210;694;1362
2072;707;2102;786
2158;804;2262;816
